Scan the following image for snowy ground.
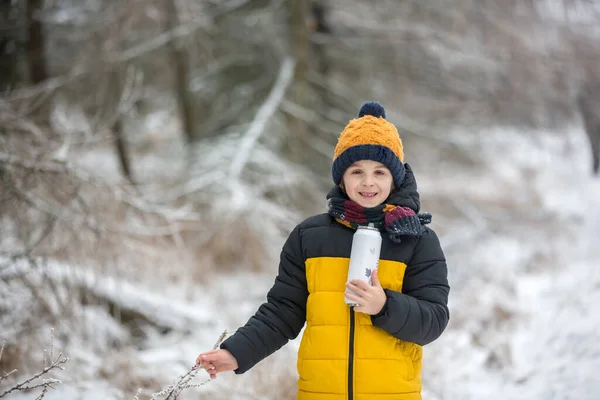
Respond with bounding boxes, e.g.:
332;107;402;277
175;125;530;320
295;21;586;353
421;126;600;400
4;124;600;400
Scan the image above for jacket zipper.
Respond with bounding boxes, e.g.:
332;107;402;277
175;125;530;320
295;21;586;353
348;307;355;400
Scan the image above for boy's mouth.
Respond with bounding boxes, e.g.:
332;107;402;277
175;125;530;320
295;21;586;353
359;192;377;198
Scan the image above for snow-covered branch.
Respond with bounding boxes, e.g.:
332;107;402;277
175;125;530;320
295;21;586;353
0;330;69;399
114;0;251;63
0;260;213;334
145;330;228;400
1;150;198;240
229;57;296;180
8;65;87;101
0;152;68;174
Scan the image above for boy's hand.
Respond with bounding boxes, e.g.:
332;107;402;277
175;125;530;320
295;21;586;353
195;349;238;379
345;268;386;315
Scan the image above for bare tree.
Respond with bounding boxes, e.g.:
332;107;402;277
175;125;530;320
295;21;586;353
0;0;25;91
283;0;320;170
309;0;332;76
107;30;136;185
164;0;197;144
577;85;600;175
289;0;311;107
111;90;135;184
24;0;48;83
0;331;69;399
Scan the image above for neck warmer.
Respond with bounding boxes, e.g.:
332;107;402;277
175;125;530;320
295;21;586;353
327;194;431;243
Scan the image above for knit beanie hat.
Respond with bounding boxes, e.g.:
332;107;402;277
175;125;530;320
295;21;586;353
332;102;405;187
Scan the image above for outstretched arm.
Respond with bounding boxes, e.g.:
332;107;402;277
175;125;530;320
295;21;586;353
217;226;308;373
371;228;449;346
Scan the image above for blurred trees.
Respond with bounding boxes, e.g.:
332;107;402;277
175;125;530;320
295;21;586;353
0;0;24;90
0;0;49;90
2;0;600;283
1;0;599;265
164;0;196;144
577;85;600;174
25;0;48;83
0;0;598;129
2;0;600;390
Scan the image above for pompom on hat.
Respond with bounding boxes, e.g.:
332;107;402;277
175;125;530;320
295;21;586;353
332;102;405;187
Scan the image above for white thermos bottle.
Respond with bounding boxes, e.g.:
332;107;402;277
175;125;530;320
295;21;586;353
345;223;382;306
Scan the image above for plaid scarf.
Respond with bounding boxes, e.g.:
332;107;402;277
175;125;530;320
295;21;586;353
327;196;431;243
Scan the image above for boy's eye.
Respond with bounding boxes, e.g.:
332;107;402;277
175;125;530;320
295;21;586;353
351;170;362;174
375;170;386;175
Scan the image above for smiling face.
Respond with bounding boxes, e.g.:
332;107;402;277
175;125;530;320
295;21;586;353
341;160;394;207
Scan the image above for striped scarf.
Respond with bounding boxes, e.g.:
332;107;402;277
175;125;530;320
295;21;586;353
327;196;431;243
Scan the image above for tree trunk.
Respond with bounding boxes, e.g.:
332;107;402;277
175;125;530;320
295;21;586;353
0;0;24;91
164;0;197;143
105;17;134;185
578;86;600;175
283;0;312;166
310;0;331;77
309;0;334;113
25;0;48;84
111;116;135;184
290;0;310;107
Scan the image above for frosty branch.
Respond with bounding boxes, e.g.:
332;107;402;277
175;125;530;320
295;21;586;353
115;0;251;63
142;330;228;400
0;330;69;399
0;149;195;242
229;57;295;180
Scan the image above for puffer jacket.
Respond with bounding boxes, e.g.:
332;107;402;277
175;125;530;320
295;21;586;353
220;164;450;400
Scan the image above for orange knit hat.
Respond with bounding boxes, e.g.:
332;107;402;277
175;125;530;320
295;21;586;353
332;102;405;186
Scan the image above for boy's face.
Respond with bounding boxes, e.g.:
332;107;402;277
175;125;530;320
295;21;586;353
341;160;394;208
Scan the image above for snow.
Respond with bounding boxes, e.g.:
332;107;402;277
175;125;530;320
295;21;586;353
3;123;600;400
1;260;214;333
420;125;600;400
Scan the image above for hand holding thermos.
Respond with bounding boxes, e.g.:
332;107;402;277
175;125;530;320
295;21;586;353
345;268;386;315
344;224;386;315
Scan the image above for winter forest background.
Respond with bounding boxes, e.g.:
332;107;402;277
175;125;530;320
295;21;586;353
1;0;600;399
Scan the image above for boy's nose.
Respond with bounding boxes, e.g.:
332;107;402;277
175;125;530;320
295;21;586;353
362;176;374;186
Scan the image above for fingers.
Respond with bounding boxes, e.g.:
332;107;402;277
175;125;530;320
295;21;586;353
206;363;218;379
345;291;361;305
195;349;239;379
371;269;381;287
199;349;220;358
347;280;369;292
352;304;366;314
200;352;226;369
195;350;220;371
195;357;219;379
346;282;370;307
205;364;217;375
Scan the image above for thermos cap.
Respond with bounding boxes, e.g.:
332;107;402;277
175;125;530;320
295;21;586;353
357;223;379;232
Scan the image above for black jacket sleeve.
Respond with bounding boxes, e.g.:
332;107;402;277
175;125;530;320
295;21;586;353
370;228;450;346
219;226;308;374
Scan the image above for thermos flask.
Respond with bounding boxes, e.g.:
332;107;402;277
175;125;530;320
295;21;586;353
345;223;382;306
